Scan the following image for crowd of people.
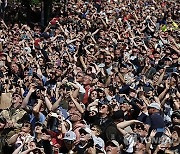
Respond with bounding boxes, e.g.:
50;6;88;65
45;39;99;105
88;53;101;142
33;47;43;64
0;0;180;154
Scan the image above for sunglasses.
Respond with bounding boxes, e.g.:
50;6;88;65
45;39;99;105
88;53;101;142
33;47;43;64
91;128;97;131
107;143;117;147
105;57;111;60
23;124;30;127
77;74;83;77
100;105;107;109
13;94;21;98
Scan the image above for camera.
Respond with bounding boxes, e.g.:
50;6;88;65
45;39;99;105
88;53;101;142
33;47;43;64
32;148;41;154
86;138;94;148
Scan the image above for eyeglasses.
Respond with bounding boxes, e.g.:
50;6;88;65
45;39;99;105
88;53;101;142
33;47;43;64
13;94;21;98
101;105;107;109
105;57;111;60
91;128;97;131
77;74;83;77
79;131;88;135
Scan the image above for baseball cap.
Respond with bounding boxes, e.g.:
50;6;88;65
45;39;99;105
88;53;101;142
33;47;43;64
41;128;51;135
106;140;120;147
79;127;91;134
171;72;179;78
93;135;105;149
0;117;6;124
164;57;172;61
148;103;161;110
63;131;76;141
65;120;72;131
95;144;106;154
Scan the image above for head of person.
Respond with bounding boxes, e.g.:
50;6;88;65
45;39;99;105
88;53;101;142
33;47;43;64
134;124;148;138
34;122;43;134
57;119;72;133
171;126;180;143
105;54;113;67
153;72;161;83
112;110;124;124
24;140;41;153
170;72;179;85
120;100;131;112
12;92;22;105
90;125;102;137
89;89;98;102
63;131;76;150
147;102;161;115
171;110;180;126
79;127;92;143
76;72;84;83
69;107;82;123
97;88;105;98
129;88;137;98
114;49;121;59
11;62;19;73
153;51;160;60
83;75;93;86
134;139;146;154
21;121;32;134
99;104;113;118
105;140;120;154
164;57;172;66
119;64;128;74
171;51;178;62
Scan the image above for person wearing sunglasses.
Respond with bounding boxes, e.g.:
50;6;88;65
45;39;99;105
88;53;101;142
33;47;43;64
7;121;33;148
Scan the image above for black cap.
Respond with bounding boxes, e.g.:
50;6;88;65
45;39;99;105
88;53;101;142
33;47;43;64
35;122;43;127
96;88;104;93
41;128;51;135
0;117;7;124
171;72;179;78
172;110;180;119
121;63;127;68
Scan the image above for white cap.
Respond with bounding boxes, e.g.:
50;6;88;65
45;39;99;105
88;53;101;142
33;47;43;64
148;103;161;110
63;131;76;141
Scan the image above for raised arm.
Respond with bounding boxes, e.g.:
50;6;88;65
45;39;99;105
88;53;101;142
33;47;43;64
22;84;36;108
70;91;84;114
52;96;62;111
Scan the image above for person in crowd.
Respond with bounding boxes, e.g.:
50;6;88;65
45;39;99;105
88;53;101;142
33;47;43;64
0;0;179;153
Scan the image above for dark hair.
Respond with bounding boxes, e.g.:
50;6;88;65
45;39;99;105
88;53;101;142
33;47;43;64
107;105;113;116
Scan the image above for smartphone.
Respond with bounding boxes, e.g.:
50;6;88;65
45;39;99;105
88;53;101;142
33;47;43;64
156;128;165;133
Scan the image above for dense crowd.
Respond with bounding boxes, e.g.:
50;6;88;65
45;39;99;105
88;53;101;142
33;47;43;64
0;0;180;154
